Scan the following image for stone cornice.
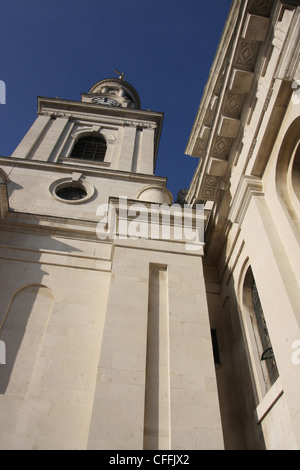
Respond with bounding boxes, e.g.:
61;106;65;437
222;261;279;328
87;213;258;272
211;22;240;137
185;0;242;158
228;175;264;225
38;107;158;130
185;0;279;204
0;167;9;220
37;96;162;123
275;6;300;80
37;96;164;164
0;155;168;186
0;211;113;272
0;184;9;221
1;210;100;238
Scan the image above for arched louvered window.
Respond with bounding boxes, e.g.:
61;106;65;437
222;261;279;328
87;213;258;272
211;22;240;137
70;135;107;162
243;266;279;394
251;281;279;386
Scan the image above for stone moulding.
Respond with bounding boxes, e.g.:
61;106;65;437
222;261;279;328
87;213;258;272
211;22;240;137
228;175;264;225
185;0;279;203
0;168;9;220
37;96;164;165
0;156;167;186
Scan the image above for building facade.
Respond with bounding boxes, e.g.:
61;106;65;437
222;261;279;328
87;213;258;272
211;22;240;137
0;0;299;451
186;0;300;450
0;77;222;449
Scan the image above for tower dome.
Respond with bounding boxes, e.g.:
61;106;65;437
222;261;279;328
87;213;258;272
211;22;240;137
85;75;141;110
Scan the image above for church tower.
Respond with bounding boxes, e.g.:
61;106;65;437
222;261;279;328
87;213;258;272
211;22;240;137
0;76;223;450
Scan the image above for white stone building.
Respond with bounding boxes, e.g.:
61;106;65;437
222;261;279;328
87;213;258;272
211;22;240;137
185;0;300;450
0;76;221;449
0;0;299;451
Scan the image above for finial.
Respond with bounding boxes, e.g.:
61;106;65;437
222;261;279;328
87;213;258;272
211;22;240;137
114;69;126;80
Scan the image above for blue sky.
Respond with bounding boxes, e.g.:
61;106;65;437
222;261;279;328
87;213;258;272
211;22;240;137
0;0;232;200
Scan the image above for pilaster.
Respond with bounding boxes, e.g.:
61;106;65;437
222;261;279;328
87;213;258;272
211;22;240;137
11;115;51;159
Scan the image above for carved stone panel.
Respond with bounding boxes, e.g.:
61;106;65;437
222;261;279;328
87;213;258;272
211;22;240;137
233;40;260;71
223;91;244;118
211;136;232;160
192;137;207;157
199;174;222;201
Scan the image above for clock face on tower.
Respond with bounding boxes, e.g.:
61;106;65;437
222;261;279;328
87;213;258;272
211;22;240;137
92;96;119;106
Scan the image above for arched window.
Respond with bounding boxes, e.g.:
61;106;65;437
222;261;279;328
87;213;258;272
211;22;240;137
290;142;300;204
243;266;279;395
70;134;107;162
0;285;54;396
276;118;300;227
251;281;279;387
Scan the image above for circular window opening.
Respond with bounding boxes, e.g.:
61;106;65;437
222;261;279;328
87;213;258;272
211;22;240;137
55;186;87;201
49;178;95;204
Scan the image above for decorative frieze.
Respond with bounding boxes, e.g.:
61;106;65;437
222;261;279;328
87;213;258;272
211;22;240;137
186;0;277;204
223;91;244;118
192;137;207;157
198;174;222;201
0;169;9;220
233;40;260;71
211;136;232;160
122;120;157;129
38;111;71;119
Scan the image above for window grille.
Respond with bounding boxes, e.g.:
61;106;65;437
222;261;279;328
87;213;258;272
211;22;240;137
70;135;106;162
56;186;87;201
252;282;279;385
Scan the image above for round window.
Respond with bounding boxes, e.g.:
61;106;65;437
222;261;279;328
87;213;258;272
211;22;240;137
55;186;87;201
49;177;95;204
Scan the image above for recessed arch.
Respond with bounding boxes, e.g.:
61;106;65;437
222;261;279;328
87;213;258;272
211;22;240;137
289;141;300;204
239;264;279;399
0;284;54;396
0;168;9;184
276;116;300;233
70;133;107;162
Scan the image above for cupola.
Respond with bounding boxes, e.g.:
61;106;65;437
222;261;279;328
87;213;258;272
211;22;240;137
82;73;141;109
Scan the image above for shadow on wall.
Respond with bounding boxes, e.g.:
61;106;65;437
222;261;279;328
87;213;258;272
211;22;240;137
0;285;54;396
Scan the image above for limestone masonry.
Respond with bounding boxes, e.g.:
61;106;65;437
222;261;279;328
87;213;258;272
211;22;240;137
0;0;299;450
